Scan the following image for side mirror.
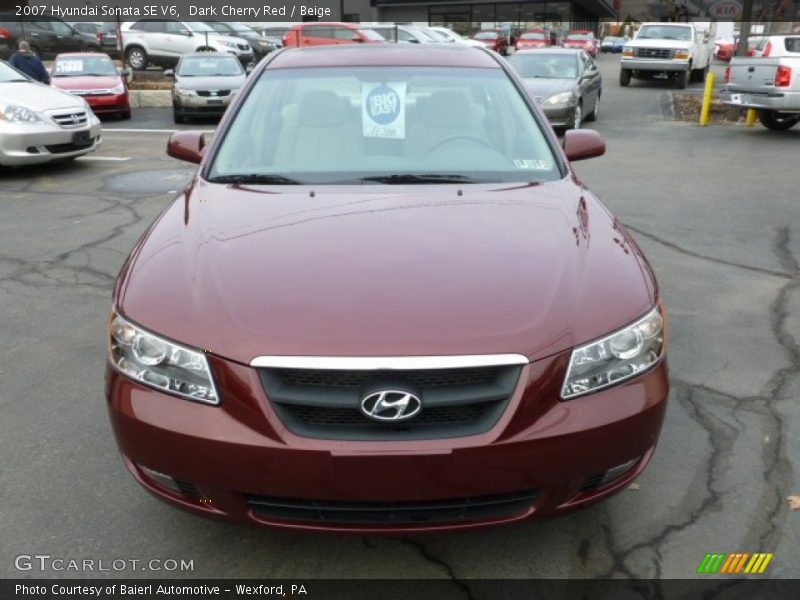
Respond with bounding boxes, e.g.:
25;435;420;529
351;34;364;43
167;131;206;164
163;69;175;78
563;129;605;162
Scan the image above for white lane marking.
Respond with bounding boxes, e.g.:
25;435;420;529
103;128;215;134
77;156;131;162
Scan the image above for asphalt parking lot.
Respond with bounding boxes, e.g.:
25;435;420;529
1;51;798;581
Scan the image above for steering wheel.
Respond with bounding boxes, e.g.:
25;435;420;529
425;135;494;155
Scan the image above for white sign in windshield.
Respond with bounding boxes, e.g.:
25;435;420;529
362;82;406;139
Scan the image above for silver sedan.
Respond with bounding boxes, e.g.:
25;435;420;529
0;60;101;166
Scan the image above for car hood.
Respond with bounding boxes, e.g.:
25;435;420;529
174;74;246;91
0;81;87;111
522;78;576;98
51;75;122;91
116;179;656;366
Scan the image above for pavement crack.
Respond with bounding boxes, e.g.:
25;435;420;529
626;224;797;281
398;539;473;599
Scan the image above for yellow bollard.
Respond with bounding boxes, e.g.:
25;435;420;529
746;109;757;127
699;71;715;126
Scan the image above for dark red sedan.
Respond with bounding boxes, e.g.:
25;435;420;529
50;53;130;119
107;44;669;533
564;30;598;57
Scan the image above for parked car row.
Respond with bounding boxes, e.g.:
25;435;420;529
0;13;106;60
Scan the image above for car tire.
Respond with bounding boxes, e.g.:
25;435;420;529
675;70;689;89
126;47;148;71
619;68;631;87
85;44;101;53
571;102;583;130
585;93;600;122
757;110;800;131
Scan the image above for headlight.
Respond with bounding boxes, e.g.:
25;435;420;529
544;92;575;105
0;104;41;123
219;40;237;48
109;312;219;404
109;83;125;95
675;51;690;60
175;87;195;97
561;306;666;399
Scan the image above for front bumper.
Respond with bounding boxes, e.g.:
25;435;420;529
0;120;102;166
621;58;690;72
540;104;577;128
173;92;234;116
106;351;669;533
722;90;800;113
83;93;130;115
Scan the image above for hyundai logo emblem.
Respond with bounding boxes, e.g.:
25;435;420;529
360;390;422;422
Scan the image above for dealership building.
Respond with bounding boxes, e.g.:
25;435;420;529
340;1;619;34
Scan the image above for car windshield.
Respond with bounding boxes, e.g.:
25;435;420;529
521;32;546;40
185;22;214;33
177;56;242;77
475;31;499;39
567;33;592;41
637;25;692;41
52;56;117;77
509;54;578;79
208;66;559;185
0;61;30;82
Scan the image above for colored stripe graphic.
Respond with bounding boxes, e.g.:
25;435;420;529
698;553;774;574
697;553;726;574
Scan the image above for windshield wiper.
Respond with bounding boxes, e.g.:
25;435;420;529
359;174;483;184
1;78;30;83
207;173;301;185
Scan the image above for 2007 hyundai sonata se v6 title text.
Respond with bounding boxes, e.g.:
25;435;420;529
106;44;669;533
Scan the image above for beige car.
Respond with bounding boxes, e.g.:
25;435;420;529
168;53;247;124
0;60;101;166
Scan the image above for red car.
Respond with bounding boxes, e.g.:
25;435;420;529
107;44;669;533
50;53;130;119
282;22;385;48
472;29;509;54
564;30;598;57
516;29;551;50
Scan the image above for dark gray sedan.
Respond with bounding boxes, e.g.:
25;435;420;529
168;53;247;123
508;48;602;130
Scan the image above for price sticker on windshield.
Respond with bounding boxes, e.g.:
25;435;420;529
55;60;83;74
362;82;406;139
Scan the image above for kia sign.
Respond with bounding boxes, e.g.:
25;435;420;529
709;0;743;18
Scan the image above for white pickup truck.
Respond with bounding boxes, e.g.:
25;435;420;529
723;35;800;131
620;22;716;89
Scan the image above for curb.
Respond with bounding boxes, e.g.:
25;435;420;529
129;90;172;108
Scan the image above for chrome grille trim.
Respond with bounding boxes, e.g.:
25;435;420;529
633;47;676;59
250;354;529;370
49;110;89;128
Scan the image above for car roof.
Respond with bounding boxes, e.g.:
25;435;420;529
267;44;500;69
289;21;359;29
513;48;584;56
180;52;238;59
54;52;113;58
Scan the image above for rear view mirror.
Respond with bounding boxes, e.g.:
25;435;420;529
167;131;206;164
563;129;605;161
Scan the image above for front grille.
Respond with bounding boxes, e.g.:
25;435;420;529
175;480;201;498
580;473;606;491
50;111;88;128
634;47;675;59
259;364;522;441
247;489;537;524
44;140;94;154
196;90;231;97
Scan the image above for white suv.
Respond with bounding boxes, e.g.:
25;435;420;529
121;20;253;70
